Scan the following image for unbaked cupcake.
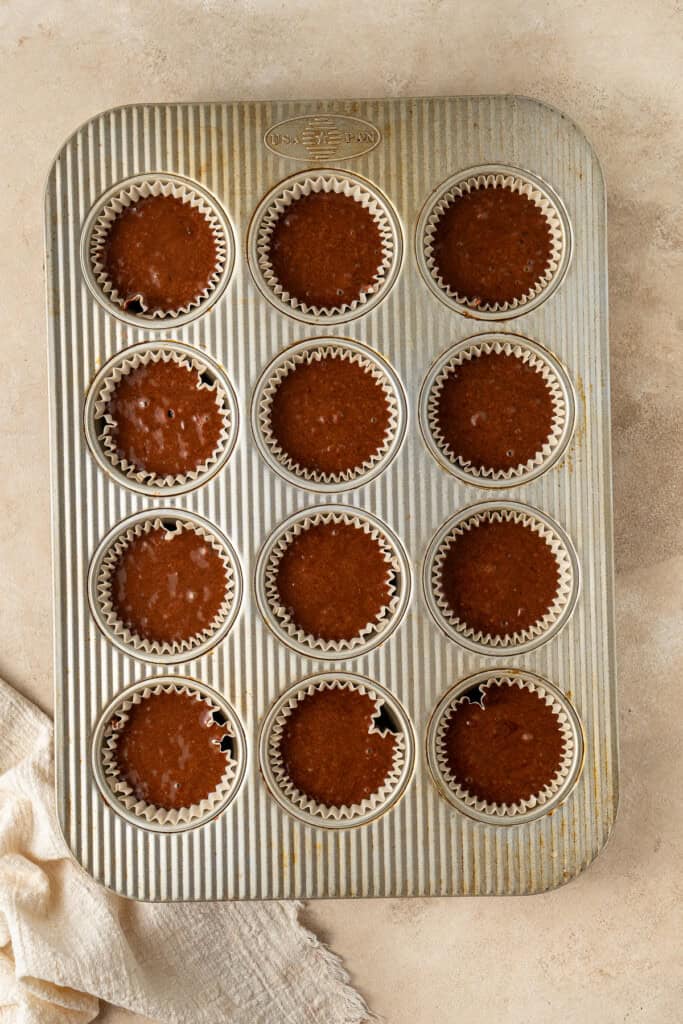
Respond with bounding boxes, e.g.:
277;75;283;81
431;185;551;306
95;517;235;657
101;682;238;827
264;676;408;822
280;685;397;808
430;507;575;650
268;190;382;308
434;677;575;815
262;347;393;481
421;171;565;315
252;175;397;319
437;515;558;636
98;353;229;481
102;195;216;313
433;349;555;472
89;179;228;319
271;518;394;644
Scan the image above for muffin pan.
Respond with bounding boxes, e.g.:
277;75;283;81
45;96;617;900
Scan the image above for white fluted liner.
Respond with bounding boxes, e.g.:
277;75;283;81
89;510;242;664
93;345;233;489
264;676;408;825
248;170;402;324
46;97;617;900
259;507;405;657
419;166;569;318
99;680;238;828
84;339;239;497
430;505;576;650
424;336;569;483
433;676;576;819
87;175;229;320
256;340;399;486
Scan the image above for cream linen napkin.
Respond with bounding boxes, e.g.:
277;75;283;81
0;677;374;1024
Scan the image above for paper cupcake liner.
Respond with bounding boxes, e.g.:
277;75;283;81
263;509;402;655
96;516;235;657
256;342;399;485
94;347;233;489
101;681;238;827
426;338;567;481
431;507;574;648
433;675;576;818
89;177;227;319
267;676;407;822
422;171;565;314
254;174;396;318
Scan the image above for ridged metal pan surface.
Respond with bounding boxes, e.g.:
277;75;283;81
45;96;618;900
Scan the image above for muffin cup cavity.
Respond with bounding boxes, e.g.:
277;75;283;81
254;338;404;490
89;510;242;663
257;507;410;658
260;674;414;827
427;672;583;824
248;171;401;324
95;679;244;831
84;174;233;324
91;343;235;493
418;165;570;319
425;502;578;655
85;341;238;497
421;334;574;486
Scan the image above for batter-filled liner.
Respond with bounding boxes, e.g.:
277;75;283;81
421;169;566;315
256;341;400;486
253;173;397;320
266;676;407;823
430;506;574;650
100;681;238;828
425;338;568;482
261;509;403;655
94;346;233;489
432;675;576;818
95;515;236;658
88;176;228;320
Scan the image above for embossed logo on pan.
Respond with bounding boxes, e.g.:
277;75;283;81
264;114;381;161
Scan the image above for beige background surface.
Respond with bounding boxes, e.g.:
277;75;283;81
1;1;681;1021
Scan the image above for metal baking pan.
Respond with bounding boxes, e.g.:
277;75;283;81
45;96;618;899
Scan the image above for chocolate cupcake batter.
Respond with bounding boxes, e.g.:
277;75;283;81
102;194;217;313
105;359;224;477
269;354;391;476
435;351;555;471
438;517;559;636
113;690;230;809
431;186;552;306
111;525;228;645
268;191;383;308
442;682;565;805
279;686;396;807
274;521;392;643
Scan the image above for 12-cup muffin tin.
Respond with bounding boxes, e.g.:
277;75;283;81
45;96;618;900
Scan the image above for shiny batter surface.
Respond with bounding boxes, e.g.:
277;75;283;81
279;687;396;807
106;359;224;476
436;351;554;470
268;191;383;308
442;682;565;805
269;354;390;475
111;526;227;644
439;519;559;636
274;522;392;642
114;690;229;809
102;194;217;312
432;186;552;306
